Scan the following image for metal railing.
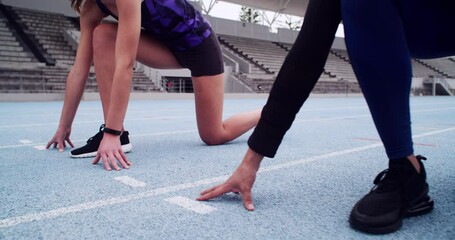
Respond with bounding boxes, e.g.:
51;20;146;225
134;62;165;92
423;78;453;96
0;74;48;93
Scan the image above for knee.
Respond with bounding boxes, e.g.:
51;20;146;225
92;23;117;54
199;132;226;146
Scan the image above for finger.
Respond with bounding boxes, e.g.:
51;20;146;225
57;141;64;152
46;140;54;149
66;138;75;148
92;153;101;164
120;151;131;166
197;184;230;201
115;152;129;169
108;153;121;171
199;184;221;195
241;190;255;211
101;154;112;171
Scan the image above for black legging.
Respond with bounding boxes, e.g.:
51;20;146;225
248;0;342;157
342;0;455;159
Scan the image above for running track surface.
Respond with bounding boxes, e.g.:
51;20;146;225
0;95;454;239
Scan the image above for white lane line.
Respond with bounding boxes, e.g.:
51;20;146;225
0;116;194;129
132;130;197;137
260;142;383;174
114;176;146;188
19;140;33;144
0;129;197;150
33;145;47;151
294;106;455;123
164;196;216;214
412;107;455;113
1;106;454;149
353;138;436;147
1;105;453;129
0;176;227;228
0;126;454;228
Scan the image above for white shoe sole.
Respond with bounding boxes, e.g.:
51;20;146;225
70;143;132;158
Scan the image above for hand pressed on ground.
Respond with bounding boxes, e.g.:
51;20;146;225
197;148;263;211
92;133;132;171
46;127;74;152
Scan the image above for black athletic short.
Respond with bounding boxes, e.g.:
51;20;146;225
172;32;224;77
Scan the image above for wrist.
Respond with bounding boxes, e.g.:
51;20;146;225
57;124;71;132
102;126;122;136
242;148;264;171
103;133;120;140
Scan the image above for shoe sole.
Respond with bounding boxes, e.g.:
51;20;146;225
349;195;434;234
70;143;132;158
405;195;434;217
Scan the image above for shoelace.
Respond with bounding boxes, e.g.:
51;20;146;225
371;155;427;193
371;168;402;193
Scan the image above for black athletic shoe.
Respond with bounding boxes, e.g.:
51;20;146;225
70;124;132;158
349;155;434;234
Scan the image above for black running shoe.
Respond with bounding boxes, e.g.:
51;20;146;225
70;124;132;158
349;155;434;234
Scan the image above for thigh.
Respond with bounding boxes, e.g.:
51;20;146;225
341;0;414;159
399;0;455;58
97;22;182;69
173;32;224;77
136;32;183;69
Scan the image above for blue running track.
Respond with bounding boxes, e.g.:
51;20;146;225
0;95;454;239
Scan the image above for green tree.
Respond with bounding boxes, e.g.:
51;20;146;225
239;6;261;24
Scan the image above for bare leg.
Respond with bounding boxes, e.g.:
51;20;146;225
192;74;261;145
92;23;116;120
92;23;181;122
93;23;260;145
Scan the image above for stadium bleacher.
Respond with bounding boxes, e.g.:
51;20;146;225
12;7;78;67
0;9;41;67
0;3;453;95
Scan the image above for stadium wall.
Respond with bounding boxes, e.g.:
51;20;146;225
204;16;346;50
1;0;76;17
1;0;346;50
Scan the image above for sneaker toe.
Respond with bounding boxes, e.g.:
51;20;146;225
349;193;403;234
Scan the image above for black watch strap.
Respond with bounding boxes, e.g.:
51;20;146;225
103;127;122;136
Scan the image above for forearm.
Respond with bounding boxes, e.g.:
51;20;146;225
103;1;140;132
58;8;98;130
58;68;90;129
248;0;341;158
105;67;133;131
